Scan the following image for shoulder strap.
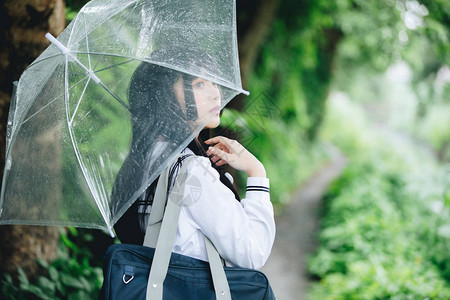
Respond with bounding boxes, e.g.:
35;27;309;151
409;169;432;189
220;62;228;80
142;162;170;248
205;236;232;299
143;154;231;300
143;153;191;247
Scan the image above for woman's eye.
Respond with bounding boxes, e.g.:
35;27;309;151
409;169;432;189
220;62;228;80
194;82;204;88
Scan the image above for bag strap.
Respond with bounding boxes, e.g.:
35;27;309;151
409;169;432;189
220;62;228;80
205;237;232;299
142;160;170;248
143;154;231;300
145;154;190;299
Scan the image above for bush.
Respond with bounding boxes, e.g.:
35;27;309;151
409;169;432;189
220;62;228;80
308;96;450;299
1;228;105;300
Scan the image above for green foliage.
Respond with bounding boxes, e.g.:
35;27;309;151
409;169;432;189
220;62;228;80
415;103;450;160
65;0;89;22
329;58;450;164
319;92;374;155
1;229;103;300
308;156;450;298
334;0;408;71
249;0;340;141
247;0;448;143
331;0;449;123
308;98;450;299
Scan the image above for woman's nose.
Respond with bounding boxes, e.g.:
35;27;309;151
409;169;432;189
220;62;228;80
208;82;220;102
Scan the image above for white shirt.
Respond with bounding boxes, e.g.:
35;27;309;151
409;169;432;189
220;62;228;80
171;148;276;269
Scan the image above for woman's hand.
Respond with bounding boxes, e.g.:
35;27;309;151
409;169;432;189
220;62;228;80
205;136;266;178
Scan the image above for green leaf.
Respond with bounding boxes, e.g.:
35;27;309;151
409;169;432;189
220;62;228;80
48;266;59;281
68;290;90;300
17;267;29;286
27;284;55;300
60;274;86;289
38;276;56;294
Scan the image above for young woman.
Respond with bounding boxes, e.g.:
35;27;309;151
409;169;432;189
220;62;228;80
113;48;275;270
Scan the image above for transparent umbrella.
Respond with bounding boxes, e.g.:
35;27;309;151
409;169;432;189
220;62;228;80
0;0;247;236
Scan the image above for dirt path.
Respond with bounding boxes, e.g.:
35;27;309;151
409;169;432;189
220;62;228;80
261;146;347;300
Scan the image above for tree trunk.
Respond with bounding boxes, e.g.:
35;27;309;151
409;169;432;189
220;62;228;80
238;0;281;85
229;0;281;111
0;0;65;280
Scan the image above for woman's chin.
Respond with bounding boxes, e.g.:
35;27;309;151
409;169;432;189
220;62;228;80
204;117;220;129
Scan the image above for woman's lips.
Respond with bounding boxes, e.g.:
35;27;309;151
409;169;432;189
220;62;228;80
210;106;221;113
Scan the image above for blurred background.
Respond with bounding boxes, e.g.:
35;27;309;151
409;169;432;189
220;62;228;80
0;0;449;299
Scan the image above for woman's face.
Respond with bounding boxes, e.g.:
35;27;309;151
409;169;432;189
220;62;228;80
191;78;221;129
174;77;221;129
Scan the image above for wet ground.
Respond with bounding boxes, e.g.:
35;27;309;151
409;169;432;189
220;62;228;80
261;147;347;300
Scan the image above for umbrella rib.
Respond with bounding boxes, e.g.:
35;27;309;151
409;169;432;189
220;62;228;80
68;4;80;46
28;53;64;68
92;19;129;71
90;58;135;73
69;77;91;125
99;81;130;110
47;34;131;112
68;55;130;111
56;52;135;73
20;77;87;126
74;10;133;112
64;56;114;237
20;96;62;127
85;154;113;236
81;31;121;46
68;0;137;48
84;15;92;71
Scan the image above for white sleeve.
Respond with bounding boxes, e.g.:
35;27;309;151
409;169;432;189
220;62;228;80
183;156;275;269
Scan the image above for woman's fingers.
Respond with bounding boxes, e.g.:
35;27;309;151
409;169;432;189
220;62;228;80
204;136;226;144
206;137;244;166
205;136;232;148
211;157;228;167
206;145;229;167
205;136;266;177
209;155;220;163
212;142;230;153
207;146;231;162
206;136;239;154
215;160;227;167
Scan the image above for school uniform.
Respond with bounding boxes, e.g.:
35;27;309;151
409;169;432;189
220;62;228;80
115;148;275;270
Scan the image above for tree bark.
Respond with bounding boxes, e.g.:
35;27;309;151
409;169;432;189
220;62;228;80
0;0;65;280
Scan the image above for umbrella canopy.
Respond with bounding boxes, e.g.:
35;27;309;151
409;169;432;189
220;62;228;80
0;0;247;236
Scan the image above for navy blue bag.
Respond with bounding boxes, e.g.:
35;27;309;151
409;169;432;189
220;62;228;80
99;244;275;299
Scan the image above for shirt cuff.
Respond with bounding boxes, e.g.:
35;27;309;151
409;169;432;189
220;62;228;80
246;177;270;197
